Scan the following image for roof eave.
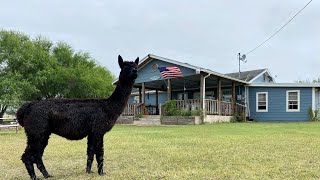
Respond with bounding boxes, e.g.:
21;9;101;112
201;69;249;84
247;83;320;87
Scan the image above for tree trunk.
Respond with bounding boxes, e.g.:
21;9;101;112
0;112;4;123
0;105;7;123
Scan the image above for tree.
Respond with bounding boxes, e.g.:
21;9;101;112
0;73;35;118
0;29;115;118
296;77;320;83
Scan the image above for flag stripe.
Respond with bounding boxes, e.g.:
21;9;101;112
158;66;184;79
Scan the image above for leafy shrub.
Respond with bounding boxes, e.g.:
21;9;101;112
314;109;319;121
230;113;245;123
308;107;319;121
163;100;178;116
163;100;202;116
137;113;143;118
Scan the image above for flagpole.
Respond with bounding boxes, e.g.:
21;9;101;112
157;68;168;90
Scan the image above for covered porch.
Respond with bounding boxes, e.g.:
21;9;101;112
121;54;248;123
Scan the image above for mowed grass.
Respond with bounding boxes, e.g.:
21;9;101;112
1;122;320;179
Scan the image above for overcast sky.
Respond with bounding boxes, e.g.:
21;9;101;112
1;0;319;82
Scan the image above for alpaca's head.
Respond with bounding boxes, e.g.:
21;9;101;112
118;55;139;84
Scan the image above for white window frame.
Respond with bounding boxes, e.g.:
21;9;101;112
286;90;300;112
256;92;268;112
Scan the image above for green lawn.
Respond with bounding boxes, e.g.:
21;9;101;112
1;122;320;179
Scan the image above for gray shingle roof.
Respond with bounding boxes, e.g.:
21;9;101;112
225;69;267;82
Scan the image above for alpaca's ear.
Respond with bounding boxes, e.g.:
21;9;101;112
118;55;124;68
135;57;139;65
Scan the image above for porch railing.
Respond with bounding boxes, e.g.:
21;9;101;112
205;100;233;115
123;99;246;120
134;103;146;116
206;99;246;117
161;99;246;118
175;99;201;111
235;103;246;120
122;103;146;117
122;103;135;116
206;100;219;115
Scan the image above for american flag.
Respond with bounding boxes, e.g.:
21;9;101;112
158;66;183;79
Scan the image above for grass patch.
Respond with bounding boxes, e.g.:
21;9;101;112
1;122;320;179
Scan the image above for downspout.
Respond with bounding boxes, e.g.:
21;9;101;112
312;87;315;111
245;85;250;118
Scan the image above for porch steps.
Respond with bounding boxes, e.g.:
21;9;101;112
133;115;161;125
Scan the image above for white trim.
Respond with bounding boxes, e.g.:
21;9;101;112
312;87;316;111
286;90;300;112
248;69;268;83
256;92;268;112
248;83;320;88
130;90;166;95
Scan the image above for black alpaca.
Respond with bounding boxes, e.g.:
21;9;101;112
17;55;139;180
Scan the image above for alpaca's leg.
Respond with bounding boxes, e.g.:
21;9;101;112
21;136;37;180
35;135;51;178
95;137;104;176
21;153;36;180
86;134;95;173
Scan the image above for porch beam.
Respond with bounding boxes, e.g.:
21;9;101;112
156;90;159;110
139;87;142;103
232;81;236;101
167;79;171;101
142;83;145;104
232;81;236;114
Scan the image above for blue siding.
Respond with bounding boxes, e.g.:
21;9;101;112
128;96;135;103
145;93;167;106
252;75;265;83
128;93;167;106
249;87;312;122
136;59;196;84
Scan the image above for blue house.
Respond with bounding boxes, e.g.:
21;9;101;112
119;54;320;122
248;83;320;122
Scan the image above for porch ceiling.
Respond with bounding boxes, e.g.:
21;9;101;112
134;74;245;91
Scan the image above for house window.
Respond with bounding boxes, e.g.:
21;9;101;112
222;89;232;101
177;93;188;100
256;92;268;112
286;90;300;112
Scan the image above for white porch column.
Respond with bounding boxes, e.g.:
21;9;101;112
217;78;222;115
200;73;204;110
200;73;205;123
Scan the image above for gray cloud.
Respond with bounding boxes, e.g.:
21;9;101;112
1;0;319;82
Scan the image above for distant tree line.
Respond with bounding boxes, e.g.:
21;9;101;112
296;78;320;83
0;30;115;118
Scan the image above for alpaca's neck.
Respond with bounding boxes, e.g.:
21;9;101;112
107;81;134;115
109;83;133;101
